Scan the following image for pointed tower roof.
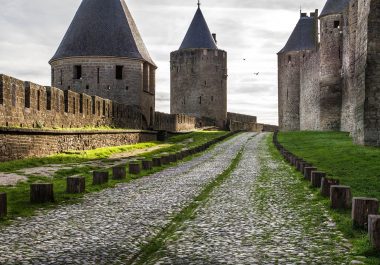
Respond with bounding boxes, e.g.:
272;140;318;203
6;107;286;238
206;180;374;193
50;0;155;66
278;16;317;54
179;5;218;50
320;0;350;18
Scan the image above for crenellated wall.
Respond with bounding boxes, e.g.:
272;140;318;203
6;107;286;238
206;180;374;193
0;74;144;130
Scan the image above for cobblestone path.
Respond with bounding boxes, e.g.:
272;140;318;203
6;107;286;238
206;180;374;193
152;134;351;265
0;133;254;264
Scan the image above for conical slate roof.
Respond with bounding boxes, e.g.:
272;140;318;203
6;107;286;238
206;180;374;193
278;16;316;54
179;7;218;50
320;0;350;18
50;0;155;66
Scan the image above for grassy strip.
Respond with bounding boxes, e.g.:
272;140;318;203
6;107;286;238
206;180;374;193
277;131;380;264
127;149;245;265
0;131;231;226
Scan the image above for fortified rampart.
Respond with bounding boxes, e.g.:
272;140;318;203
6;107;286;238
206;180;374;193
278;0;380;146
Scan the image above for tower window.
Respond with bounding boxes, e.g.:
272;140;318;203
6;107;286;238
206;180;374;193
97;68;100;84
74;65;82;79
334;21;340;28
288;55;292;63
116;65;123;80
211;96;214;102
199;96;202;105
60;70;63;85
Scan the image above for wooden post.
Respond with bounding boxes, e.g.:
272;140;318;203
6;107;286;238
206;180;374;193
162;155;170;165
142;160;153;170
368;215;380;251
321;177;340;197
352;198;379;229
152;157;162;167
112;166;126;180
304;167;317;181
176;152;183;160
66;176;86;194
30;183;54;203
129;162;141;175
93;171;109;185
301;163;312;175
330;185;352;210
169;154;177;163
0;193;7;218
311;172;326;188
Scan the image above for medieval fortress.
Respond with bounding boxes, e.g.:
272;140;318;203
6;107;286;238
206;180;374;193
0;0;270;144
278;0;380;146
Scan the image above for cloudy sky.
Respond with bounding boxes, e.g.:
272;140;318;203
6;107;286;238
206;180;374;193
0;0;326;125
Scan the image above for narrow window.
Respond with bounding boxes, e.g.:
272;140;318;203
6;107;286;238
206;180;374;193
86;85;89;90
37;91;41;111
46;89;52;110
116;65;123;80
334;20;340;29
199;96;202;105
211;96;214;102
74;65;82;79
97;68;100;84
60;70;63;85
288;55;292;63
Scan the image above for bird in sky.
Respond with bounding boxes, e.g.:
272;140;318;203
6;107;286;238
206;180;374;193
254;72;260;76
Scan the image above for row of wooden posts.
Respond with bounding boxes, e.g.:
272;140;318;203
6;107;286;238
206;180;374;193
273;131;380;251
0;131;237;220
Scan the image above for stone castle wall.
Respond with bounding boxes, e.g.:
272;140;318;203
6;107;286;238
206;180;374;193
0;128;156;162
50;57;156;127
300;51;321;130
170;49;228;122
0;74;198;134
280;0;380;146
278;51;301;131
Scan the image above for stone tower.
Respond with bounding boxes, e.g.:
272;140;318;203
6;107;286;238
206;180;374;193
170;4;227;126
278;12;318;131
49;0;157;127
318;0;350;130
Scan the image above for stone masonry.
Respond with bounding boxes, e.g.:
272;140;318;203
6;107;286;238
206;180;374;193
278;0;380;146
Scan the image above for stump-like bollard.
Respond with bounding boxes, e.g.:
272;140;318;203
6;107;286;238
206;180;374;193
142;160;153;170
30;183;54;203
168;154;177;163
161;155;170;165
93;171;109;185
176;152;183;161
66;176;86;194
311;172;326;188
129;162;141;175
0;193;7;218
152;157;162;167
368;215;380;251
304;167;317;181
352;198;379;229
112;166;126;180
300;163;312;175
330;185;352;210
296;160;305;172
321;177;340;197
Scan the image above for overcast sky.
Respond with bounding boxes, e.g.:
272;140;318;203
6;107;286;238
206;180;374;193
0;0;326;125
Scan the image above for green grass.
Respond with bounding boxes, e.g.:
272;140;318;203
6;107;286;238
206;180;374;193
278;131;380;264
0;131;230;226
127;148;245;265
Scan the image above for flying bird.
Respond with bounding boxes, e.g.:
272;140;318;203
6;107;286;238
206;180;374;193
253;72;260;76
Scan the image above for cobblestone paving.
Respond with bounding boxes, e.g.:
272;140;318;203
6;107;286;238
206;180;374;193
0;133;254;265
153;134;351;265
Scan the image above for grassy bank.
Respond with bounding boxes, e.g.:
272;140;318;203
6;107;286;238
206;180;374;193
0;131;230;225
278;131;380;264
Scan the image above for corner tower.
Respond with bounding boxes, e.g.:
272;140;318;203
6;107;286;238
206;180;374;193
318;0;350;130
278;12;318;131
170;3;227;125
49;0;157;127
